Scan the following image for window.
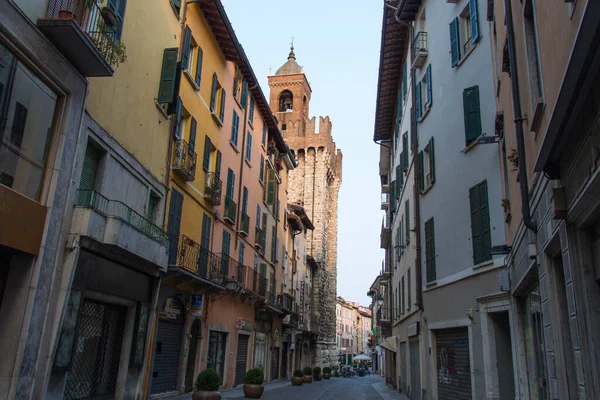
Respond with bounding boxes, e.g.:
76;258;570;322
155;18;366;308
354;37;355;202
231;110;240;147
233;66;243;104
169;0;181;17
202;135;211;172
401;276;405;314
0;47;58;201
450;0;479;66
239;240;245;265
207;331;227;383
402;132;409;171
259;155;265;182
425;217;436;282
222;230;231;258
271;225;276;263
407;268;411;311
278;90;293;112
245;131;252;162
226;168;235;199
523;0;544;131
256;204;261;229
147;191;160;222
249;96;255;124
419;137;435;192
265;168;276;206
469;180;492;265
261;125;267;147
405;199;410;242
210;73;225;123
242;187;248;214
417;64;432;121
107;0;127;40
463;86;482;145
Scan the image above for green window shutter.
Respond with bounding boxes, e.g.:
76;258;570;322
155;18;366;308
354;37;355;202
429;137;435;183
239;240;245;265
260;262;266;277
402;133;409;171
415;82;422;121
202;135;211;172
402;62;408;98
259;155;264;181
182;26;192;70
396;165;402;196
241;80;248;108
189;117;197;153
231;110;239;145
219;88;226;121
407;268;411;310
173;97;182;139
470;0;479;43
390;180;396;212
266;169;276;205
158;48;179;103
242;187;248;213
201;212;211;249
396;88;403;122
450;17;461;67
246;131;252;162
401;276;405;313
405;199;410;239
261;212;267;232
226;168;235;199
80;144;100;191
172;0;181;8
210;73;218;112
470;181;491;264
256;204;261;229
418;151;425;192
463;86;482;144
215;150;221;180
167;189;183;263
249;97;255;123
426;64;432;108
195;47;203;86
262;125;267;146
425;218;436;282
222;230;231;256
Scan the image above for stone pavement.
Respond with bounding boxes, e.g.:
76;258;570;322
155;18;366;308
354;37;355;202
170;375;410;400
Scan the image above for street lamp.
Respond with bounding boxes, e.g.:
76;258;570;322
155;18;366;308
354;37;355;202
376;294;384;307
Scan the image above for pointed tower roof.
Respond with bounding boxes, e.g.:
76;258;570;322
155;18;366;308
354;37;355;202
275;45;303;76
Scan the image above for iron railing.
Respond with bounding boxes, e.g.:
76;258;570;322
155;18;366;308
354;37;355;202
45;0;121;66
168;234;223;284
411;31;428;61
240;212;250;236
251;270;267;297
172;139;197;181
219;254;248;286
267;291;277;307
280;293;294;311
75;190;168;246
224;197;237;223
376;307;392;323
205;172;222;205
287;311;299;327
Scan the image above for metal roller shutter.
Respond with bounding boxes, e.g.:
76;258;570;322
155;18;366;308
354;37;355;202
436;328;471;400
409;341;421;399
151;320;184;394
234;335;250;386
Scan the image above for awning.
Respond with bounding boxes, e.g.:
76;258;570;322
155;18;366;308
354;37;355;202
380;336;397;353
353;353;371;361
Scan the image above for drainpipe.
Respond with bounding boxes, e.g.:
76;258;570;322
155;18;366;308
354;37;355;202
503;0;537;233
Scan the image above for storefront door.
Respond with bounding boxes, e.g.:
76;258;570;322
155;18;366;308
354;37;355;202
207;331;227;383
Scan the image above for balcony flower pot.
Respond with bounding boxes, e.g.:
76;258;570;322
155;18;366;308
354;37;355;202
243;368;264;398
292;369;304;386
58;10;73;19
193;369;221;400
100;7;117;27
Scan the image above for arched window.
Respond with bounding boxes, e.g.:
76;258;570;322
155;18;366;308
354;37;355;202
279;90;293;112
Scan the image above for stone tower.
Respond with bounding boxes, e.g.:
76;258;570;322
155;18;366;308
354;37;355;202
268;46;342;365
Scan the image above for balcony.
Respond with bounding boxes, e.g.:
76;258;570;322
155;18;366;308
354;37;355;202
376;307;392;325
251;269;267;297
72;190;168;269
205;172;222;206
240;212;250;236
37;0;121;77
279;293;294;312
381;193;389;210
283;310;299;327
172;139;197;181
380;219;391;249
254;227;266;251
267;291;277;307
224;197;237;224
411;31;428;68
167;234;224;285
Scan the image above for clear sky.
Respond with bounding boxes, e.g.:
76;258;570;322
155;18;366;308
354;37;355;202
221;0;385;306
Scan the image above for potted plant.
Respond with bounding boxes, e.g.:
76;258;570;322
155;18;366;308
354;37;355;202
501;198;510;213
292;369;304;386
193;369;221;400
313;366;322;381
100;6;117;26
91;21;128;67
507;148;518;171
322;367;331;379
302;366;313;383
243;368;264;398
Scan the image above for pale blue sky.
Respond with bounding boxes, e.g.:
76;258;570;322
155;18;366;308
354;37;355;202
221;0;384;306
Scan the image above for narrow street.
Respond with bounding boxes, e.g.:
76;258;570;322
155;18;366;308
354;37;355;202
173;376;409;400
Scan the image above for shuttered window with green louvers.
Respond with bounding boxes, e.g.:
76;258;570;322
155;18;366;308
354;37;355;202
463;86;482;145
203;135;211;172
425;218;436;282
210;73;218;112
226;168;235;199
266;169;276;205
405;199;410;241
418;151;424;193
181;26;192;71
449;17;461;67
469;180;492;265
396;165;403;194
80;143;101;192
469;0;480;43
416;82;422;121
195;46;203;86
402;132;409;171
158;48;178;104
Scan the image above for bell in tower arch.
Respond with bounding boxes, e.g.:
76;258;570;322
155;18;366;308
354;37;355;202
279;90;294;112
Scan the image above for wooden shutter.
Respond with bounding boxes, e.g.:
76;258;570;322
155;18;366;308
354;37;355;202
259;155;264;181
249;97;255;122
390;180;396;212
231;111;239;145
80;144;100;190
470;0;479;43
210;73;218;112
256;205;261;229
396;88;402;122
415;82;422;121
246;132;252;161
158;48;179;103
222;230;230;256
195;47;203;86
450;17;461;67
108;0;126;40
469;181;491;264
396;165;402;194
167;189;183;262
429;137;435;183
266;169;276;205
215;150;221;180
418;151;424;192
262;125;267;146
241;80;248;108
242;187;248;213
189;117;197;153
426;64;432;107
226;168;235;199
407;268;411;310
402;62;408;98
405;199;410;239
402;133;409;171
182;26;192;70
201;213;211;249
425;218;436;282
202;135;211;172
463;86;482;144
173;97;182;139
219;88;226;121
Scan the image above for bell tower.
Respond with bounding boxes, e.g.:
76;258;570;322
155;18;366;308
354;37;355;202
268;46;343;367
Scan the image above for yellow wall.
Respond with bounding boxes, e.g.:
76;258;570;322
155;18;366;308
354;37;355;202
85;0;180;183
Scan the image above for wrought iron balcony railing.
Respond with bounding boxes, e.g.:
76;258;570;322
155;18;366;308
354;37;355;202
172;139;197;181
411;31;428;67
280;293;294;311
167;234;223;284
224;197;237;224
240;212;250;236
251;270;267;297
205;172;222;206
376;307;392;324
267;291;277;307
76;190;168;246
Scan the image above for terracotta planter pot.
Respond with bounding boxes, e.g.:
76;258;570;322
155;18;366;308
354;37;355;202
242;384;264;398
192;391;221;400
303;375;313;383
58;10;73;19
291;376;304;386
313;375;322;381
323;373;331;380
100;7;117;26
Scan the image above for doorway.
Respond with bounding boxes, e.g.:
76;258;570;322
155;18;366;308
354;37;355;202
490;312;515;400
185;320;202;392
281;341;288;378
235;334;250;386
